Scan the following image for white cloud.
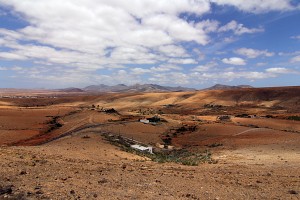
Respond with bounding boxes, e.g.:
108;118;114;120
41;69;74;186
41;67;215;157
0;0;214;75
149;72;190;85
211;0;296;13
196;19;220;33
290;55;300;63
191;71;276;82
168;58;197;64
157;45;188;57
151;64;182;72
265;67;295;74
235;48;274;58
242;71;274;79
222;57;246;65
143;14;209;45
0;0;298;88
131;68;151;75
109;46;162;64
191;67;298;83
218;20;264;35
291;35;300;40
224;67;235;71
256;62;267;67
192;62;218;72
103;0;211;17
223;37;235;43
0;52;27;60
11;66;23;71
0;28;22;40
278;51;300;56
0;0;211;52
192;48;205;60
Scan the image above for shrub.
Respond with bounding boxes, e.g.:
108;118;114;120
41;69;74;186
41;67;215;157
287;116;300;121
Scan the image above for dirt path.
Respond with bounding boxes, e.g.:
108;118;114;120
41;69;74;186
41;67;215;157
233;128;267;136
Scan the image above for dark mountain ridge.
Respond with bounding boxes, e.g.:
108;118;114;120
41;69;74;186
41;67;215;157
82;84;195;93
59;84;255;93
203;84;253;90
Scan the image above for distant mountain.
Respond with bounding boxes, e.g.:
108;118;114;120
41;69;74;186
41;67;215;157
59;87;84;92
83;84;195;93
84;84;128;92
204;84;253;90
237;85;254;88
59;84;253;93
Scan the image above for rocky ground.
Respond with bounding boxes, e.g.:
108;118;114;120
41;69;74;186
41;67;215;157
0;132;299;200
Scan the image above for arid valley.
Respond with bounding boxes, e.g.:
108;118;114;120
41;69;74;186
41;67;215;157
0;86;299;199
1;0;300;199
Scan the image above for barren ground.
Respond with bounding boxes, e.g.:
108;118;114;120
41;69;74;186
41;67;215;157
0;87;299;199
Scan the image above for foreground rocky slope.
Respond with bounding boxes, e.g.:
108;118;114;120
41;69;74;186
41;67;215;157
0;132;299;200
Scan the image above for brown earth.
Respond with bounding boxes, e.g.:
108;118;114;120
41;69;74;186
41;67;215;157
0;87;299;199
0;107;73;145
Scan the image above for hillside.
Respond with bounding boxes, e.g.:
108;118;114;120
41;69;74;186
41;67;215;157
1;86;299;113
87;86;300;114
1;85;300;199
83;84;195;93
59;87;84;92
203;84;253;90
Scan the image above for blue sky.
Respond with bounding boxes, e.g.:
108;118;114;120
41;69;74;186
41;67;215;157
0;0;299;89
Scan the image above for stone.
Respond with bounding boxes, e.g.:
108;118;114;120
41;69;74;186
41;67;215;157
70;190;75;195
19;170;27;175
289;190;298;195
0;185;13;195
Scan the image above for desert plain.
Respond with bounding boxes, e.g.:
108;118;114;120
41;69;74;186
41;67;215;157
0;86;300;199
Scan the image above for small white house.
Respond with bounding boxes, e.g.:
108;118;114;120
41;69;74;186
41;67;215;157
130;144;153;154
140;119;150;124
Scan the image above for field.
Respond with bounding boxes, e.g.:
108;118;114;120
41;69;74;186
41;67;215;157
0;87;300;199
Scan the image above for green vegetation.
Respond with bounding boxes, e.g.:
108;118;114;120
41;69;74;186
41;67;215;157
206;143;223;148
265;115;274;118
123;146;213;166
46;116;62;133
152;149;213;166
103;133;213;166
235;113;250;118
287;116;300;121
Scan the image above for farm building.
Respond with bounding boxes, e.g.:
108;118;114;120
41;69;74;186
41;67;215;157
140;119;150;124
130;144;153;154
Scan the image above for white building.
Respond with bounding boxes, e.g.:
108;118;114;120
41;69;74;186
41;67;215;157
140;119;150;124
130;144;153;154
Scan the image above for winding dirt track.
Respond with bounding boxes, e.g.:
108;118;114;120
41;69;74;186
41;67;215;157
233;128;267;136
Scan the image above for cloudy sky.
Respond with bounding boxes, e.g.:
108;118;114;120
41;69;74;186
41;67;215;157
0;0;299;89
